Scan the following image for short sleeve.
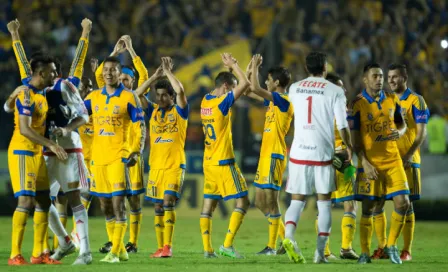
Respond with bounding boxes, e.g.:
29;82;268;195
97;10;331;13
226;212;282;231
84;93;93;115
218;91;235;116
67;76;81;88
127;92;144;123
16;88;34;116
347;99;361;130
334;89;348;130
263;99;270;107
272;92;290;112
176;103;189;120
412;96;430;124
144;95;155;117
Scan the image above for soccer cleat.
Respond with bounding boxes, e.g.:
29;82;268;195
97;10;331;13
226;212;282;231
256;246;276;255
100;252;120;263
340;248;359;260
276;242;286;255
282;238;306;264
400;250;412;261
218;245;244;259
371;247;389;259
51;242;77;260
30;253;62;265
325;253;339;260
386;246;402;264
99;241;112;254
119;250;129;261
314;249;329;264
357;253;372;264
161;245;173;258
125;242;138;253
150;249;164;258
71;231;80;250
204;251;218;258
72;252;93;265
8;254;28;266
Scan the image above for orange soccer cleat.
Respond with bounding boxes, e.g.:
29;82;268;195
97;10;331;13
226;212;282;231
8;254;28;266
161;245;172;258
150;248;164;258
30;253;62;265
400;250;412;261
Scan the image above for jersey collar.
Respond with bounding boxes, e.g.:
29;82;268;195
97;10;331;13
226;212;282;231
362;89;385;104
25;82;44;94
399;88;411;101
101;83;125;98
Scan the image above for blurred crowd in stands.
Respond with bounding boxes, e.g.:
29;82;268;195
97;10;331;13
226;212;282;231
0;0;447;153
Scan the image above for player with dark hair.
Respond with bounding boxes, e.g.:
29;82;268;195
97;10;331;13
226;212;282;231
283;51;353;264
199;53;250;259
351;63;409;265
135;57;188;258
7;54;65;265
245;55;293;255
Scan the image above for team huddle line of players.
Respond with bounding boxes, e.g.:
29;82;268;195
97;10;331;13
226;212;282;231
4;18;428;266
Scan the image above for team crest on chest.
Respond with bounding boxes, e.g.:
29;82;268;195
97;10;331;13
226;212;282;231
113;106;120;114
95;105;99;113
168;113;175;122
367;113;373;121
389;108;394;118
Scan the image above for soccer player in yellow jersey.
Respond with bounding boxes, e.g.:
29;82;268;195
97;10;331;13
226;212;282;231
246;55;293;255
320;73;359;260
349;63;410;265
93;36;149;254
136;57;188;258
84;56;145;263
388;64;428;260
200;53;250;258
8;55;67;266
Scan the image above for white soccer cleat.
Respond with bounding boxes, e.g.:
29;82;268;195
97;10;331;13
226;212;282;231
51;242;77;260
314;249;329;264
72;252;92;265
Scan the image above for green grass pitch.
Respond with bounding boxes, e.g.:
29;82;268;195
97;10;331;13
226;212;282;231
1;210;447;271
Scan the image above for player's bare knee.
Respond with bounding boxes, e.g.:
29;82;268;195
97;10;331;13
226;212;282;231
163;196;176;208
362;200;375;215
344;200;357;213
394;196;410;213
236;196;250;210
66;190;82;208
17;196;34;210
128;195;141;211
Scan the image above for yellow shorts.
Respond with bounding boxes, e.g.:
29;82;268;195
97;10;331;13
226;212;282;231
145;167;185;203
406;164;421;201
203;163;248;201
126;156;145;195
8;150;49;198
331;170;355;203
253;157;286;191
90;158;127;198
355;165;409;201
85;159;92;183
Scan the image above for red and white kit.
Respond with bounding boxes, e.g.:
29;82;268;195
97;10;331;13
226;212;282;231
287;77;348;195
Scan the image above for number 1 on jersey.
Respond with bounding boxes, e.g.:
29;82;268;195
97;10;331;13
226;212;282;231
306;96;312;124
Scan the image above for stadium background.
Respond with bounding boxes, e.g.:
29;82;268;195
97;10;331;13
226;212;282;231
0;0;447;221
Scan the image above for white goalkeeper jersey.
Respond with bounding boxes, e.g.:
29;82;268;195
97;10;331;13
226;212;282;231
288;76;348;164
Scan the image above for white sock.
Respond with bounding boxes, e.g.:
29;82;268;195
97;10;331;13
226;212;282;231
73;204;90;254
284;200;306;240
48;204;70;248
316;200;332;256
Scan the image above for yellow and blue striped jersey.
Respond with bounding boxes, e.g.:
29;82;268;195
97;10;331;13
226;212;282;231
259;92;293;159
348;90;403;170
84;84;145;165
201;91;236;166
145;100;189;170
9;84;48;155
396;88;430;165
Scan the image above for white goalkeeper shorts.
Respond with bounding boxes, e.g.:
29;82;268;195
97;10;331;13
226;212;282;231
46;152;89;197
286;161;335;195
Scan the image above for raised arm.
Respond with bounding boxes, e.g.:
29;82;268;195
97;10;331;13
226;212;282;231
134;65;164;98
122;35;149;88
69;18;92;80
161;57;187;109
250;54;274;101
8;19;32;81
221;53;249;101
95;38;127;88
